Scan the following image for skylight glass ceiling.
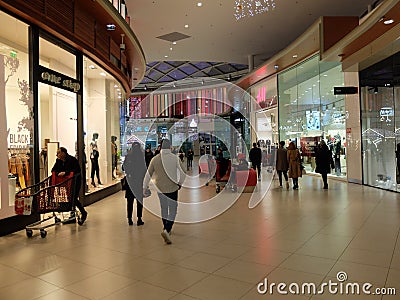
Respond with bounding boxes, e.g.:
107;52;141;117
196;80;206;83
135;61;248;90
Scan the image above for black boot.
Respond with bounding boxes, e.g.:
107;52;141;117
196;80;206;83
137;218;144;226
128;218;133;226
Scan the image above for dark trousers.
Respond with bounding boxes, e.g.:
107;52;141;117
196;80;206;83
187;159;193;169
74;177;86;214
91;159;100;183
158;190;178;233
127;196;143;219
277;170;288;186
252;162;261;178
292;177;299;188
321;173;328;188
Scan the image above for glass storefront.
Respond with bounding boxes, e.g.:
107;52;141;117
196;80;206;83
0;11;31;219
278;54;347;177
83;56;125;193
360;51;400;191
250;76;278;168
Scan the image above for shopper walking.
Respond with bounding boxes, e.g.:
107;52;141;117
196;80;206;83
315;140;334;189
187;148;194;170
144;146;154;168
143;139;185;244
123;142;146;226
51;147;88;225
287;141;302;190
276;141;289;189
249;142;262;181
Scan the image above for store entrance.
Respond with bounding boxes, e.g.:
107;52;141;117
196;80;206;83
38;82;77;180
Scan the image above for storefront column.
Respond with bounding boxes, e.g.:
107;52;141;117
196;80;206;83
344;71;362;184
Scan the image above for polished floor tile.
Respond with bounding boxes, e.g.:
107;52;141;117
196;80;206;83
1;173;400;299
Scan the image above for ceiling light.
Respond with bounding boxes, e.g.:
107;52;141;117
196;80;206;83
172;41;177;45
184;24;189;28
292;54;298;58
197;2;202;7
164;55;168;58
170;47;173;51
106;24;116;31
235;0;276;20
384;19;394;25
100;72;106;76
89;65;96;69
114;84;118;88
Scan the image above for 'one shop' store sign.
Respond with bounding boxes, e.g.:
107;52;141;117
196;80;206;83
38;66;81;93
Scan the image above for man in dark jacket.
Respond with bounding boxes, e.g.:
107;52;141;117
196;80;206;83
249;142;262;181
51;147;88;225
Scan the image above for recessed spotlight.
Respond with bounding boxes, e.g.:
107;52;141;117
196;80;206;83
384;19;394;25
89;65;96;69
197;2;202;7
184;24;189;28
172;41;177;45
170;47;173;51
106;24;116;31
100;72;106;76
114;84;118;88
164;55;168;58
292;54;298;58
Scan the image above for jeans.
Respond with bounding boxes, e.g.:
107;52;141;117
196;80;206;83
277;170;288;186
158;190;178;233
292;178;299;188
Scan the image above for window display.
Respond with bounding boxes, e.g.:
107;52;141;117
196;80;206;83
0;12;30;219
278;55;346;178
83;56;125;194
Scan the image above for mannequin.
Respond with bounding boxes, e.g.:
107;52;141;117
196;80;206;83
111;135;118;179
90;133;101;186
333;134;341;176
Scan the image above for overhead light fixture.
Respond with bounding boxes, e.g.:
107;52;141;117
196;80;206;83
197;2;202;7
292;54;298;58
374;87;378;94
274;65;279;70
144;85;147;90
384;19;394;25
114;84;118;88
172;41;177;45
170;47;173;51
100;72;106;77
106;24;116;31
164;55;168;58
89;65;96;69
184;24;189;28
234;0;276;20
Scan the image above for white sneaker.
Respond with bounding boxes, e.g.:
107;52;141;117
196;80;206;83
161;229;172;244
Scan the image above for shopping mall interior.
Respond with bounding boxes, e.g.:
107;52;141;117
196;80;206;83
1;0;400;299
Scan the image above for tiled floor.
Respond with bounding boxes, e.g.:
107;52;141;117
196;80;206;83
1;169;400;299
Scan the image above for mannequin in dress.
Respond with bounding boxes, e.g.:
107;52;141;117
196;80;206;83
90;133;101;186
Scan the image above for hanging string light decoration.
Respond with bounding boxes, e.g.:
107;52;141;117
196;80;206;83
234;0;276;20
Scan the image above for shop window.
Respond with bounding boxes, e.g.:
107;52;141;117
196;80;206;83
83;56;125;194
278;55;346;178
0;11;30;219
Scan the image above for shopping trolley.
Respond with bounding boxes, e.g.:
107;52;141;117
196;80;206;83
15;172;77;238
198;154;216;186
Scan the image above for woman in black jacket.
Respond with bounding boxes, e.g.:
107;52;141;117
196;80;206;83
315;140;334;189
123;143;147;226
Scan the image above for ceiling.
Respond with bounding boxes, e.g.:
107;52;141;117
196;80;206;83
125;0;376;72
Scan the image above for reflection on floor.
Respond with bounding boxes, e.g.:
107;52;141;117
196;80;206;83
1;169;400;300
